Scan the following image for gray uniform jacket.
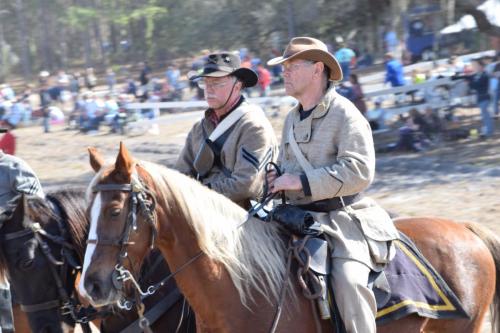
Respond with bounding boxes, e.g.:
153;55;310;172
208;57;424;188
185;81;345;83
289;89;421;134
0;151;45;215
175;100;278;207
278;87;399;270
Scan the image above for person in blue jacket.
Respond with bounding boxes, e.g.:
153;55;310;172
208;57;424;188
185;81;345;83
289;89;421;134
384;52;406;87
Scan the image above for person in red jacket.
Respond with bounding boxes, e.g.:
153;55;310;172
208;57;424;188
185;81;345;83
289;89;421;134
252;59;272;96
0;122;15;155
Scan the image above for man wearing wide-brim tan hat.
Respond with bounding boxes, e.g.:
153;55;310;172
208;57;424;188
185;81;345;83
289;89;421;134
267;37;399;333
175;51;277;208
267;36;343;81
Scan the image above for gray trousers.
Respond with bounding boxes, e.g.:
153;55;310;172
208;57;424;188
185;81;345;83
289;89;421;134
330;258;377;333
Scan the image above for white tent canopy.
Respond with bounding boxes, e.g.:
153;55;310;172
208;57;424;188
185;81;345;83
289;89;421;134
440;0;500;34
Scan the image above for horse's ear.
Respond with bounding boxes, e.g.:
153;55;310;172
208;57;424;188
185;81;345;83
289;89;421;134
88;147;105;172
115;142;134;178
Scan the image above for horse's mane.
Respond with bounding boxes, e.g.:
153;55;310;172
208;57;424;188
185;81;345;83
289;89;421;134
88;160;290;306
45;189;89;258
0;189;89;282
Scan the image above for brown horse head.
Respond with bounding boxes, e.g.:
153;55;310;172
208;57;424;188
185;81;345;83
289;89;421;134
79;143;157;307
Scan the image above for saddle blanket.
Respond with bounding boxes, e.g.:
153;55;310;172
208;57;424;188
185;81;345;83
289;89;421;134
375;232;469;324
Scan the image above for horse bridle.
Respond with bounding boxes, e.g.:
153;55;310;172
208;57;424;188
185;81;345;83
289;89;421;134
87;176;160;305
87;169;275;306
0;196;94;332
88;164;285;332
89;174;206;332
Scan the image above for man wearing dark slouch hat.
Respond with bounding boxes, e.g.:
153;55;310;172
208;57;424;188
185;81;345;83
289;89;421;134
176;52;277;208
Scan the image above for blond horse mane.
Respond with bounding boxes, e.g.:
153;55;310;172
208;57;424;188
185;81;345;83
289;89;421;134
87;160;291;307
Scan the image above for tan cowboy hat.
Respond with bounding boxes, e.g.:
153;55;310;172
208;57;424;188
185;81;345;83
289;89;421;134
267;37;343;81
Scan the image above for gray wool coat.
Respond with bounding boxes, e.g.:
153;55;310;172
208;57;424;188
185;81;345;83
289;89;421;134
278;87;399;270
0;151;45;215
175;101;278;207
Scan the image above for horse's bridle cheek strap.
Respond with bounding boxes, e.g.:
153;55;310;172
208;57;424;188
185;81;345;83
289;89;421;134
21;299;61;313
88;179;158;273
85;178;161;320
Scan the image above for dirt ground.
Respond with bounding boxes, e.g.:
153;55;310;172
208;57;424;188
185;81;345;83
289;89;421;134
18;108;500;230
13;106;500;332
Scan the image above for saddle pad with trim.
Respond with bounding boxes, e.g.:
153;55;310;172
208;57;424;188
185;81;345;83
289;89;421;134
375;232;469;324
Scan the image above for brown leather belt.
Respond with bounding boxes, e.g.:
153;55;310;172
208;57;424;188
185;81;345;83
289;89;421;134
297;193;362;213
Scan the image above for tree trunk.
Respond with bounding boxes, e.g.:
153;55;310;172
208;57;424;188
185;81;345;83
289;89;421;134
90;0;105;65
286;0;296;39
93;18;105;64
13;0;32;79
391;0;409;40
110;23;118;54
38;0;53;70
445;0;456;25
128;20;137;62
389;0;409;60
0;22;5;81
140;17;147;60
83;26;93;68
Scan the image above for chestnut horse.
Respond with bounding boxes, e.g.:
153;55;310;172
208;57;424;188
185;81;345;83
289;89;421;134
80;143;499;333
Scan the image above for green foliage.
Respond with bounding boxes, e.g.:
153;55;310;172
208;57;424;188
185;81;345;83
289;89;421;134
64;6;98;27
130;6;168;41
0;0;477;78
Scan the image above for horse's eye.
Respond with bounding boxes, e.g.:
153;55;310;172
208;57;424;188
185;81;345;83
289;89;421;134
110;208;121;217
17;239;37;271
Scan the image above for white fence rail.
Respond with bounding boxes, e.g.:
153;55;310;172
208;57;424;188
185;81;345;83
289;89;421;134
364;77;453;99
123;77;472;125
124;96;297;114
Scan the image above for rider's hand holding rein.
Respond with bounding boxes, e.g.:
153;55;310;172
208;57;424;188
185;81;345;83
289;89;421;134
268;172;303;193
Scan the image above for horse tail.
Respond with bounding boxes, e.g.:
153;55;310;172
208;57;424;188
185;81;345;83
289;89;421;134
465;222;500;332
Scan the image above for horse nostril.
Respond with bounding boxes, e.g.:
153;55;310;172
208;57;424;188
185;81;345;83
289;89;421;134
84;275;103;300
38;325;62;333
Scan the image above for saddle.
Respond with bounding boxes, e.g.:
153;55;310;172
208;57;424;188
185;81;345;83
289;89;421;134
283;230;469;330
261;141;468;328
